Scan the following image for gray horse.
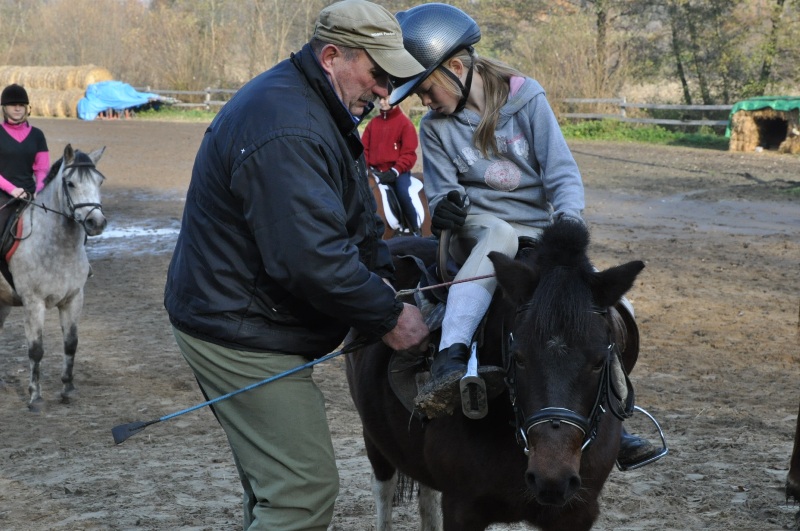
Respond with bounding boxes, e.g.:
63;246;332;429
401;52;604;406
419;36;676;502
0;144;106;411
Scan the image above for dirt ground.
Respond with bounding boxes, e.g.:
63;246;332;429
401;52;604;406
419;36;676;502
0;117;799;531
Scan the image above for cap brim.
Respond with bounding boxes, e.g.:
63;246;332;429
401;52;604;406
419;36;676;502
367;48;424;80
388;73;426;106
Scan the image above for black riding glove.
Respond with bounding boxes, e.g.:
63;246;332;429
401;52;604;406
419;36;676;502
431;190;468;231
373;168;398;184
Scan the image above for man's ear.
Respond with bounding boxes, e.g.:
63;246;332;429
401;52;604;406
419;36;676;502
318;44;339;76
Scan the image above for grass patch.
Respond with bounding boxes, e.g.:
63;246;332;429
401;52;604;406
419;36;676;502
561;119;729;150
134;106;218;123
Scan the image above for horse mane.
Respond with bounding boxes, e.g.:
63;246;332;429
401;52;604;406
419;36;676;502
43;157;64;188
525;220;595;345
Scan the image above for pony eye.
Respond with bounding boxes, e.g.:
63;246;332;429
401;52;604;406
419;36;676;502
67;181;76;188
513;351;526;369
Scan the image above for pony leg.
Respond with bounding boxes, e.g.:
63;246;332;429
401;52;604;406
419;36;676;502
58;292;83;402
371;470;398;531
0;304;10;331
0;305;9;388
23;300;46;412
418;483;442;531
786;398;800;503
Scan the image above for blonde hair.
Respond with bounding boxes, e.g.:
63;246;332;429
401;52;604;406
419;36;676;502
429;49;523;158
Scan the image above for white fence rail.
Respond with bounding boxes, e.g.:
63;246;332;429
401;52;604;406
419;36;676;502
562;98;733;127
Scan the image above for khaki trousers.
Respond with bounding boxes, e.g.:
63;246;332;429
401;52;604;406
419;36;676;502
173;328;338;531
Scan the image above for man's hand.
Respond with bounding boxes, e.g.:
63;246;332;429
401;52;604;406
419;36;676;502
382;303;429;353
431;190;468;231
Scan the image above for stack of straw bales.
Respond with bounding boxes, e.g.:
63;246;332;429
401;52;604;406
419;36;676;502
729;107;800;154
0;65;114;118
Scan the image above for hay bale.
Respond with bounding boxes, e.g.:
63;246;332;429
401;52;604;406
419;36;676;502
729;110;759;152
0;65;113;91
28;88;85;118
779;124;800;154
729;108;800;153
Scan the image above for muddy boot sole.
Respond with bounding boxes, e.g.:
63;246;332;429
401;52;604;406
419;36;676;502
414;370;464;418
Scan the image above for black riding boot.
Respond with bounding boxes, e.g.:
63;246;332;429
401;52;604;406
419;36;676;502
617;426;660;469
414;343;469;417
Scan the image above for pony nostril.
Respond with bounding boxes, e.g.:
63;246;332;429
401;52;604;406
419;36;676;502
567;474;581;496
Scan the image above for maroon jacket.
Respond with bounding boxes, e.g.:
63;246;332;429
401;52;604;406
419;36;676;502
362;105;418;174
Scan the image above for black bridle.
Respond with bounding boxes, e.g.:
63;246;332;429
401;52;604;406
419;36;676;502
502;307;634;456
26;158;105;233
60;160;105;229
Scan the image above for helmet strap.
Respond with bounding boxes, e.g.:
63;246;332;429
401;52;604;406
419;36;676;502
438;46;475;113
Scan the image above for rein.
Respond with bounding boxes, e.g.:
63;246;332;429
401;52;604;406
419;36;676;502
394;273;495;298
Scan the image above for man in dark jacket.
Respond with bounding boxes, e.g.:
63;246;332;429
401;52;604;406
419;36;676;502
163;1;428;528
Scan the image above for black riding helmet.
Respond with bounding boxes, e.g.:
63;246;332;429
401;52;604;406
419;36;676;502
389;3;481;109
1;84;29;106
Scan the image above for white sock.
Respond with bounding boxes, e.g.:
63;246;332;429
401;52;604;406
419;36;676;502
438;282;493;351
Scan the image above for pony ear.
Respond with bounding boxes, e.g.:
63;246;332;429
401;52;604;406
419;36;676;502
88;146;106;165
64;143;75;164
589;260;645;308
489;251;538;305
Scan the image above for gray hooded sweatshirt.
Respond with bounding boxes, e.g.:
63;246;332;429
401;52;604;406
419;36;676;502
420;77;584;228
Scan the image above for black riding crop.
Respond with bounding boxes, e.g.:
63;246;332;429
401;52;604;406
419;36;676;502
111;337;372;445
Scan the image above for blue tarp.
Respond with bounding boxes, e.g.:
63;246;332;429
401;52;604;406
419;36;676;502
77;81;162;120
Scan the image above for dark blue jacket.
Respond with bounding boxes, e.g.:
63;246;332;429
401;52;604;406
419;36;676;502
164;44;402;358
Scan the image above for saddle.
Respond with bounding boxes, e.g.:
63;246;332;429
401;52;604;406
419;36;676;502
0;200;28;288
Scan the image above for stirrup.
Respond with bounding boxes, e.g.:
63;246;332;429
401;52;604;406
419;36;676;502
460;343;487;419
615;406;669;471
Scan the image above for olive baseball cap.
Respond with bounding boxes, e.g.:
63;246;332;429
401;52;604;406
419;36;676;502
314;0;424;79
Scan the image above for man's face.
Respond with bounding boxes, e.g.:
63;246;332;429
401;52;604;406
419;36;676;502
327;47;391;117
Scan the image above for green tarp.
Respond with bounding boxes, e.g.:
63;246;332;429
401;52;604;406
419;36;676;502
726;96;800;137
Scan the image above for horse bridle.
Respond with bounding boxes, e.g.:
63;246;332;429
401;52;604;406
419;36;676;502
25;159;105;233
502;306;634;456
61;160;105;227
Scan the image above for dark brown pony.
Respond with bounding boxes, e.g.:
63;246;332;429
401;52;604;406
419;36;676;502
347;220;645;530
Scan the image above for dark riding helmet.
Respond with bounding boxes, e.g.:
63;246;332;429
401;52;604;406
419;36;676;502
389;3;481;107
1;84;29;106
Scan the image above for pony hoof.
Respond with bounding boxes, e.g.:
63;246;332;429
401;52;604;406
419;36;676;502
61;388;78;403
28;398;45;413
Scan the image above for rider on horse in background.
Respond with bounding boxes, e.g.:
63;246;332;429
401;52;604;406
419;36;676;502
388;2;660;469
363;96;421;235
0;84;49;242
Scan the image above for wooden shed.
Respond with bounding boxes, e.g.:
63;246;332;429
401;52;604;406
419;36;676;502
727;97;800;154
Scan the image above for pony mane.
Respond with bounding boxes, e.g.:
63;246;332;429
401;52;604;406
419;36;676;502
43;157;63;188
526;221;595;344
